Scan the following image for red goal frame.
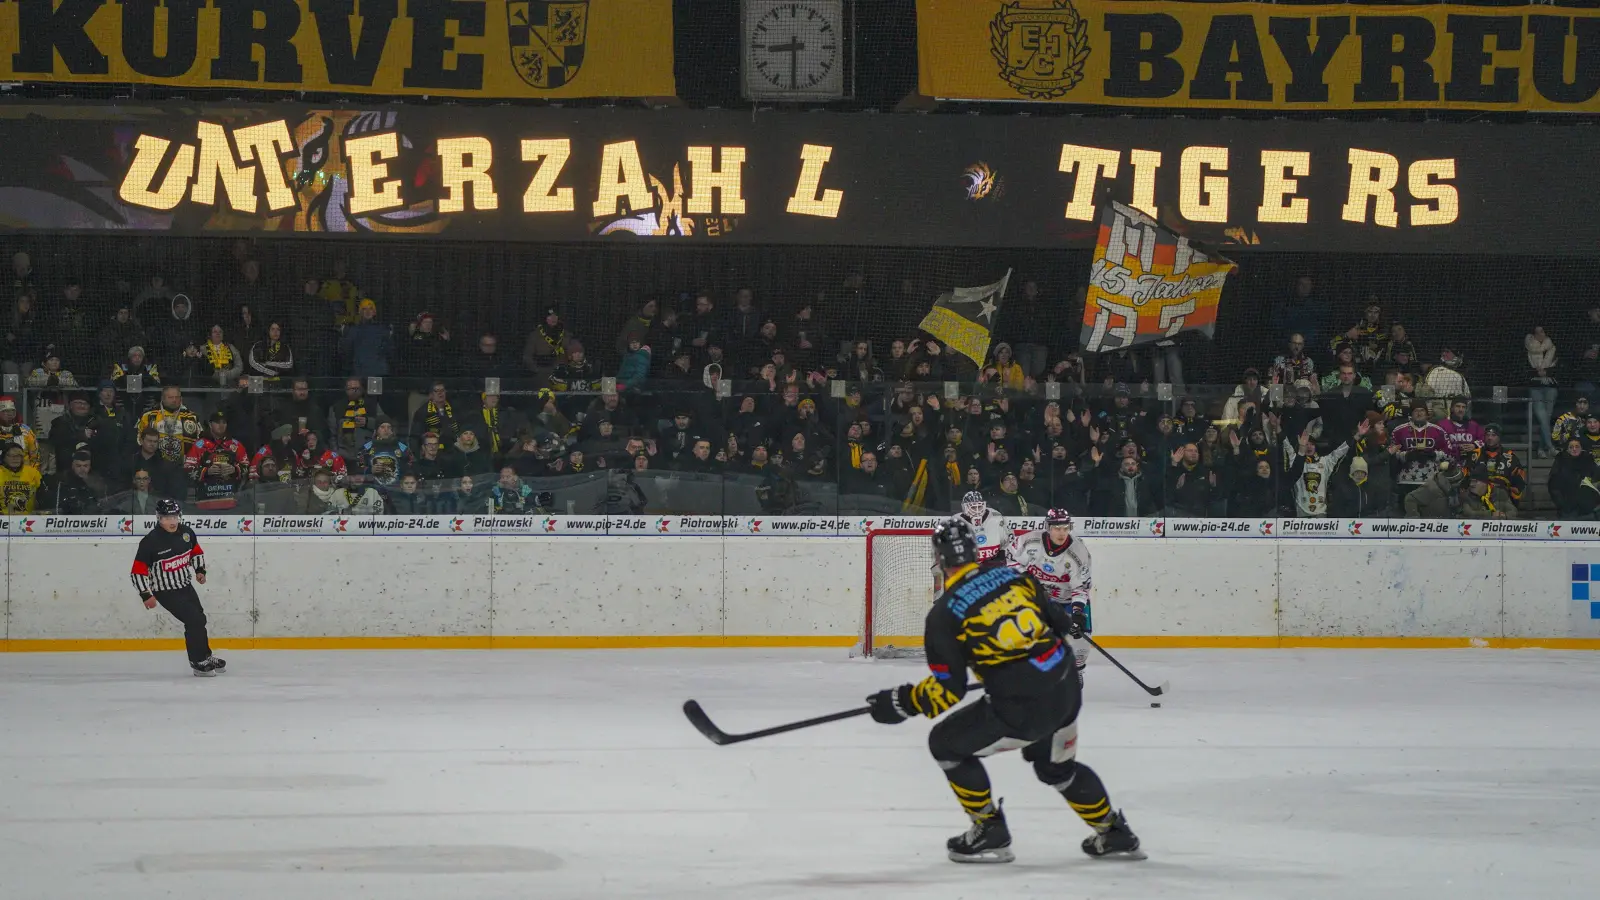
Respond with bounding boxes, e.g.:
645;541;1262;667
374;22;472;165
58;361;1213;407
862;529;935;658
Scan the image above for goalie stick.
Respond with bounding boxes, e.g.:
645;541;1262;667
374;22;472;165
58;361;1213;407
1086;636;1170;697
683;684;982;746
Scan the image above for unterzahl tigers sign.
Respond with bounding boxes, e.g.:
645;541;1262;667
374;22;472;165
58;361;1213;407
0;0;675;99
918;0;1600;112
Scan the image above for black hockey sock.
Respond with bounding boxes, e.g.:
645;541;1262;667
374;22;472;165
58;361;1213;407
940;759;998;823
1059;762;1116;832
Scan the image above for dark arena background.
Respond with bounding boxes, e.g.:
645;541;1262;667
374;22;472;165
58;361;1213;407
2;2;1599;897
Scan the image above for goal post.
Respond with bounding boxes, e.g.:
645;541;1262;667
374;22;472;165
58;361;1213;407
860;529;939;659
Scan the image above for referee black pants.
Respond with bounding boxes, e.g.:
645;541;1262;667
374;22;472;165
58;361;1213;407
155;586;212;664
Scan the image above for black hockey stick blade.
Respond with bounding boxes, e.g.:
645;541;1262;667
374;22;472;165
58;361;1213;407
683;683;984;746
1085;636;1169;697
682;700;870;745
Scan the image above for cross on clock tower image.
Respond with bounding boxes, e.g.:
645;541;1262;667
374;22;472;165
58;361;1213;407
743;0;849;100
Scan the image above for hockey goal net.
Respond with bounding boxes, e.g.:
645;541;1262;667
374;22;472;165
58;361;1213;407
859;529;940;659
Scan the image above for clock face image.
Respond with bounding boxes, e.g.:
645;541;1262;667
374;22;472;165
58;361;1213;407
748;2;840;93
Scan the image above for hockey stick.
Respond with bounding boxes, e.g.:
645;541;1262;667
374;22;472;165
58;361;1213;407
683;684;983;746
1086;636;1169;697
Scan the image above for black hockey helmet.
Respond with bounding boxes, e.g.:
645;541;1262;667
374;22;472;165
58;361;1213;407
156;498;182;517
931;516;979;570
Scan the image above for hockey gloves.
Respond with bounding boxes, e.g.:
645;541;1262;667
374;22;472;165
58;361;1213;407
867;685;915;725
1064;602;1089;640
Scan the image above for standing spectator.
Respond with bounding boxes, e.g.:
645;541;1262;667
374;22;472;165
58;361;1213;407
111;346;161;409
194;325;243;388
725;288;761;357
1389;401;1447;505
522;308;567;374
186;410;249;505
330;378;382;459
47;450;106;513
409;313;456;378
9;251;35;295
131;274;176;319
1424;350;1470;418
98;301;147;372
461;332;510;383
1462;425;1525;507
1579;413;1600;465
1284;422;1364;517
1404;459;1464;518
1271;275;1327;349
1319;365;1375;441
247;322;294;381
1222;368;1267;425
986;343;1026;392
1549;438;1598;518
1090;454;1156;517
1172;397;1209;446
617;299;660;359
48;278;96;375
149;294;200;376
1382;323;1419;371
1335;299;1387;366
233;304;265;357
89;381;135;477
616;339;652;391
1319;343;1371;391
1461;465;1516;519
1438;398;1485;461
340;299;392;378
1269;333;1316;387
1526;326;1558;457
464;392;525;464
790;301;827;374
0;394;41;470
0;442;42;512
319;258;367;327
1232;458;1280;516
1552;395;1591;451
137;385;201;466
688;293;721;362
47;395;96;472
231;260;272;322
1576;305;1600;397
265;379;324;442
840;450;888;497
411;382;463;445
4;290;43;377
128;429;187;499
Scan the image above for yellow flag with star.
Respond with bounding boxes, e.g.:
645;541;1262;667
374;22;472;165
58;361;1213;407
917;270;1012;368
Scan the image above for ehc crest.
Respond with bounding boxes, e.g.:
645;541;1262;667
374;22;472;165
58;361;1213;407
509;1;589;90
989;0;1090;100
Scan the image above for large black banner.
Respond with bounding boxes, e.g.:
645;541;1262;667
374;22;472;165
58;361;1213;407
0;102;1595;255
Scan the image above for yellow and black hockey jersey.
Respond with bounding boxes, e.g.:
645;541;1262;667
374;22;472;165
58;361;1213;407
901;563;1074;719
0;463;42;512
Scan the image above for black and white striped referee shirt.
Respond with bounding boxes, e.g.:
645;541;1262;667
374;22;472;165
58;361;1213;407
130;524;206;597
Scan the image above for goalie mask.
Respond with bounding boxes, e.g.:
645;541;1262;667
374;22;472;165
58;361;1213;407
961;490;986;521
931;516;979;570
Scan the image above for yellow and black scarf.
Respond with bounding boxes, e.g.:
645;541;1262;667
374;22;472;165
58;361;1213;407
425;401;454;434
848;441;863;470
204;341;233;371
480;405;501;454
538;323;567;359
339;400;369;433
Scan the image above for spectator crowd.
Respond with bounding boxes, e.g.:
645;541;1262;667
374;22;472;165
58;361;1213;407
3;247;1596;521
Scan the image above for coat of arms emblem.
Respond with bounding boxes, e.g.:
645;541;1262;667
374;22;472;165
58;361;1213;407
989;0;1091;100
509;1;589;90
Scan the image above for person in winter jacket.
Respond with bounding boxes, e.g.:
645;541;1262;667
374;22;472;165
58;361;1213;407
402;312;453;376
522;308;567;373
1389;400;1448;500
1232;458;1281;516
1164;442;1215;516
297;468;340;514
1460;465;1516;519
410;382;464;446
328;475;385;515
330;378;382;459
339;299;392;378
1437;397;1486;461
98;302;147;373
150;294;200;376
294;430;348;484
1328;456;1391;517
449;430;495;477
1549;438;1599;518
1460;424;1526;505
491;466;536;513
1552;396;1590;454
47;451;107;513
47;395;97;472
385;473;428;514
1090;455;1158;517
1580;413;1600;466
1404;460;1464;518
194;324;243;388
247;322;294;381
128;428;187;499
616;300;659;359
616;340;651;391
360;420;411;487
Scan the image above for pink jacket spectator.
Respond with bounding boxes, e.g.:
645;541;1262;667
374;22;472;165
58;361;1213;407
1436;417;1486;461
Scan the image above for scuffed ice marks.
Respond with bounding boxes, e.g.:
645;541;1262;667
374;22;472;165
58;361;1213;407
129;845;564;874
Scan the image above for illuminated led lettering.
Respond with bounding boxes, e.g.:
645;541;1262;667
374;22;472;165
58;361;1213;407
520;138;574;213
436;136;498;213
1408;159;1458;226
786;144;843;218
190;121;258;212
346;132;404;216
1128;149;1161;219
1257;150;1311;224
593;140;652;218
1342;148;1400;227
1179;146;1229;223
117;134;195;211
686;146;747;216
1058;144;1120;221
232;120;297;213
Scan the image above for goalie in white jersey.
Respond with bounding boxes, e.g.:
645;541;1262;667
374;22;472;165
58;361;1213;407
960;491;1011;565
1007;508;1093;683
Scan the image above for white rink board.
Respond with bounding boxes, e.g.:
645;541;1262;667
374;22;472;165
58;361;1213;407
3;515;1600;646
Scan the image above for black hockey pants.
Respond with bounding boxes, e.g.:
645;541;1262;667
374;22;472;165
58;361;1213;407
156;586;212;664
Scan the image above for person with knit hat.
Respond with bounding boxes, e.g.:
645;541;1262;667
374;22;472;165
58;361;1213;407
0;395;40;469
0;441;42;512
1459;423;1526;505
338;298;392;378
1461;463;1516;519
1404;458;1465;518
522;307;567;374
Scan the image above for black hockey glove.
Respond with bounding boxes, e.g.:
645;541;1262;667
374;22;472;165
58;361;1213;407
866;685;914;725
1064;602;1089;639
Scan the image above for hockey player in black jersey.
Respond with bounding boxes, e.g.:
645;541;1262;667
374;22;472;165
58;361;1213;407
866;516;1141;864
131;499;226;676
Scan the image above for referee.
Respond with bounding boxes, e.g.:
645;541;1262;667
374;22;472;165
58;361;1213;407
131;499;226;676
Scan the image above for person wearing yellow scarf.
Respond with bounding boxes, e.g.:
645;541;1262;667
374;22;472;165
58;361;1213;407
198;325;242;387
409;382;462;445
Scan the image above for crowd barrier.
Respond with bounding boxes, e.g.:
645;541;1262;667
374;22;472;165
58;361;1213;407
2;516;1598;651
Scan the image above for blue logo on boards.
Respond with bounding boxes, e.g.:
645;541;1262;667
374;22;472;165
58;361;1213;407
1567;564;1600;619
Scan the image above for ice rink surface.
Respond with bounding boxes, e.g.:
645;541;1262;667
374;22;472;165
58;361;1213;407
2;648;1597;900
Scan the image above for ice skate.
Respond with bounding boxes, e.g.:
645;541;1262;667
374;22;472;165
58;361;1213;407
191;659;218;677
1081;809;1145;860
947;807;1013;864
202;656;226;672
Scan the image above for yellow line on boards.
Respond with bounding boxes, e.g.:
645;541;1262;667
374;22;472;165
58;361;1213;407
2;635;1599;652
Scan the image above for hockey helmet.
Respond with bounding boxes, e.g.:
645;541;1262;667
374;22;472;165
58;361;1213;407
156;498;182;518
1045;507;1073;529
961;490;986;520
931;517;980;570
